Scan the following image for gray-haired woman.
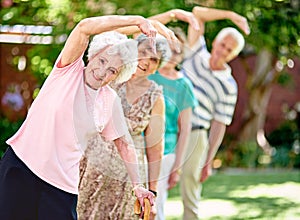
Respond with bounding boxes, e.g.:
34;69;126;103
0;15;166;220
77;34;172;220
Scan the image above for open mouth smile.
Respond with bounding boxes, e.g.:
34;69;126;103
138;65;146;71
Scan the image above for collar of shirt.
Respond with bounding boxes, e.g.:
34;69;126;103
202;56;232;80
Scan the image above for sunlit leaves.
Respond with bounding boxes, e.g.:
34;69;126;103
2;0;299;82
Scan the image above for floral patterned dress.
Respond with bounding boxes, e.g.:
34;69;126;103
77;81;163;220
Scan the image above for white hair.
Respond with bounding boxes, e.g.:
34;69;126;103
135;34;172;68
88;31;138;84
215;27;245;56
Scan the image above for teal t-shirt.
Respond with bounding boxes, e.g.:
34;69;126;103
148;71;197;155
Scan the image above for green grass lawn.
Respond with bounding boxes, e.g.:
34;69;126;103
165;169;300;220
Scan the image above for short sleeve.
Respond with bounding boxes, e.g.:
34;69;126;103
184;35;207;60
51;51;85;76
101;95;129;141
178;78;198;111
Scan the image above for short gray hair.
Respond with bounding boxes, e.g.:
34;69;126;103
88;31;138;84
135;34;172;68
215;27;245;56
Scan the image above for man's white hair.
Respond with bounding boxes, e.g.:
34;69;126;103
215;27;245;56
88;31;138;84
135;34;172;68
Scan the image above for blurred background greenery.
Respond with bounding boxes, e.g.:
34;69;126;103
1;0;300;170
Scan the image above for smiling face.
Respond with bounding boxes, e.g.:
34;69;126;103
210;34;238;69
135;40;162;77
85;46;123;89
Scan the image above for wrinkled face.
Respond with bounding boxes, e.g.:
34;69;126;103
135;40;162;76
211;34;238;65
85;46;123;89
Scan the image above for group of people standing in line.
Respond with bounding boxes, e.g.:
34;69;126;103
0;5;250;220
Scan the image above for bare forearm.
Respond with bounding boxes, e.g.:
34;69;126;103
114;137;140;186
205;120;226;166
78;15;145;36
144;96;165;190
167;123;191;190
173;128;191;170
148;9;177;24
192;6;234;23
61;15;150;67
149;9;199;30
146;142;163;191
173;109;192;170
192;6;250;35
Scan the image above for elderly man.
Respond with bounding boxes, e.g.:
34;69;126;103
149;6;250;220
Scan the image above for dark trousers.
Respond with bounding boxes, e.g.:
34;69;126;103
0;146;78;220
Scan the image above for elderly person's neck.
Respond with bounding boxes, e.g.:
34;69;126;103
209;57;227;71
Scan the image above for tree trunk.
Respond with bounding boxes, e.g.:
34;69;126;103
238;49;276;142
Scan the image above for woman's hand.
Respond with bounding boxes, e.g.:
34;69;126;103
138;19;158;53
167;169;181;190
148;20;180;53
133;185;155;218
171;9;200;31
138;19;157;38
149;200;157;220
134;197;157;220
149;20;178;41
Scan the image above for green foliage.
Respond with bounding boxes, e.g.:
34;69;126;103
215;0;300;59
0;117;23;157
217;141;265;168
267;120;300;168
276;71;293;86
1;0;51;25
271;147;292;167
2;0;300;168
267;120;298;149
219;126;300;169
27;44;61;83
2;0;298;82
108;0;187;16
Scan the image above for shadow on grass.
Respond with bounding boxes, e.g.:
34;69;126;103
167;169;300;220
207;196;299;220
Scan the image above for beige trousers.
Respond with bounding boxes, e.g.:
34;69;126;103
180;129;209;220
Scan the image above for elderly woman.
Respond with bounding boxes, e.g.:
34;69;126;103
148;28;198;220
77;34;172;220
149;7;249;220
0;15;171;220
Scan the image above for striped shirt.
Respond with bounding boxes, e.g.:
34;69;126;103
182;36;238;129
